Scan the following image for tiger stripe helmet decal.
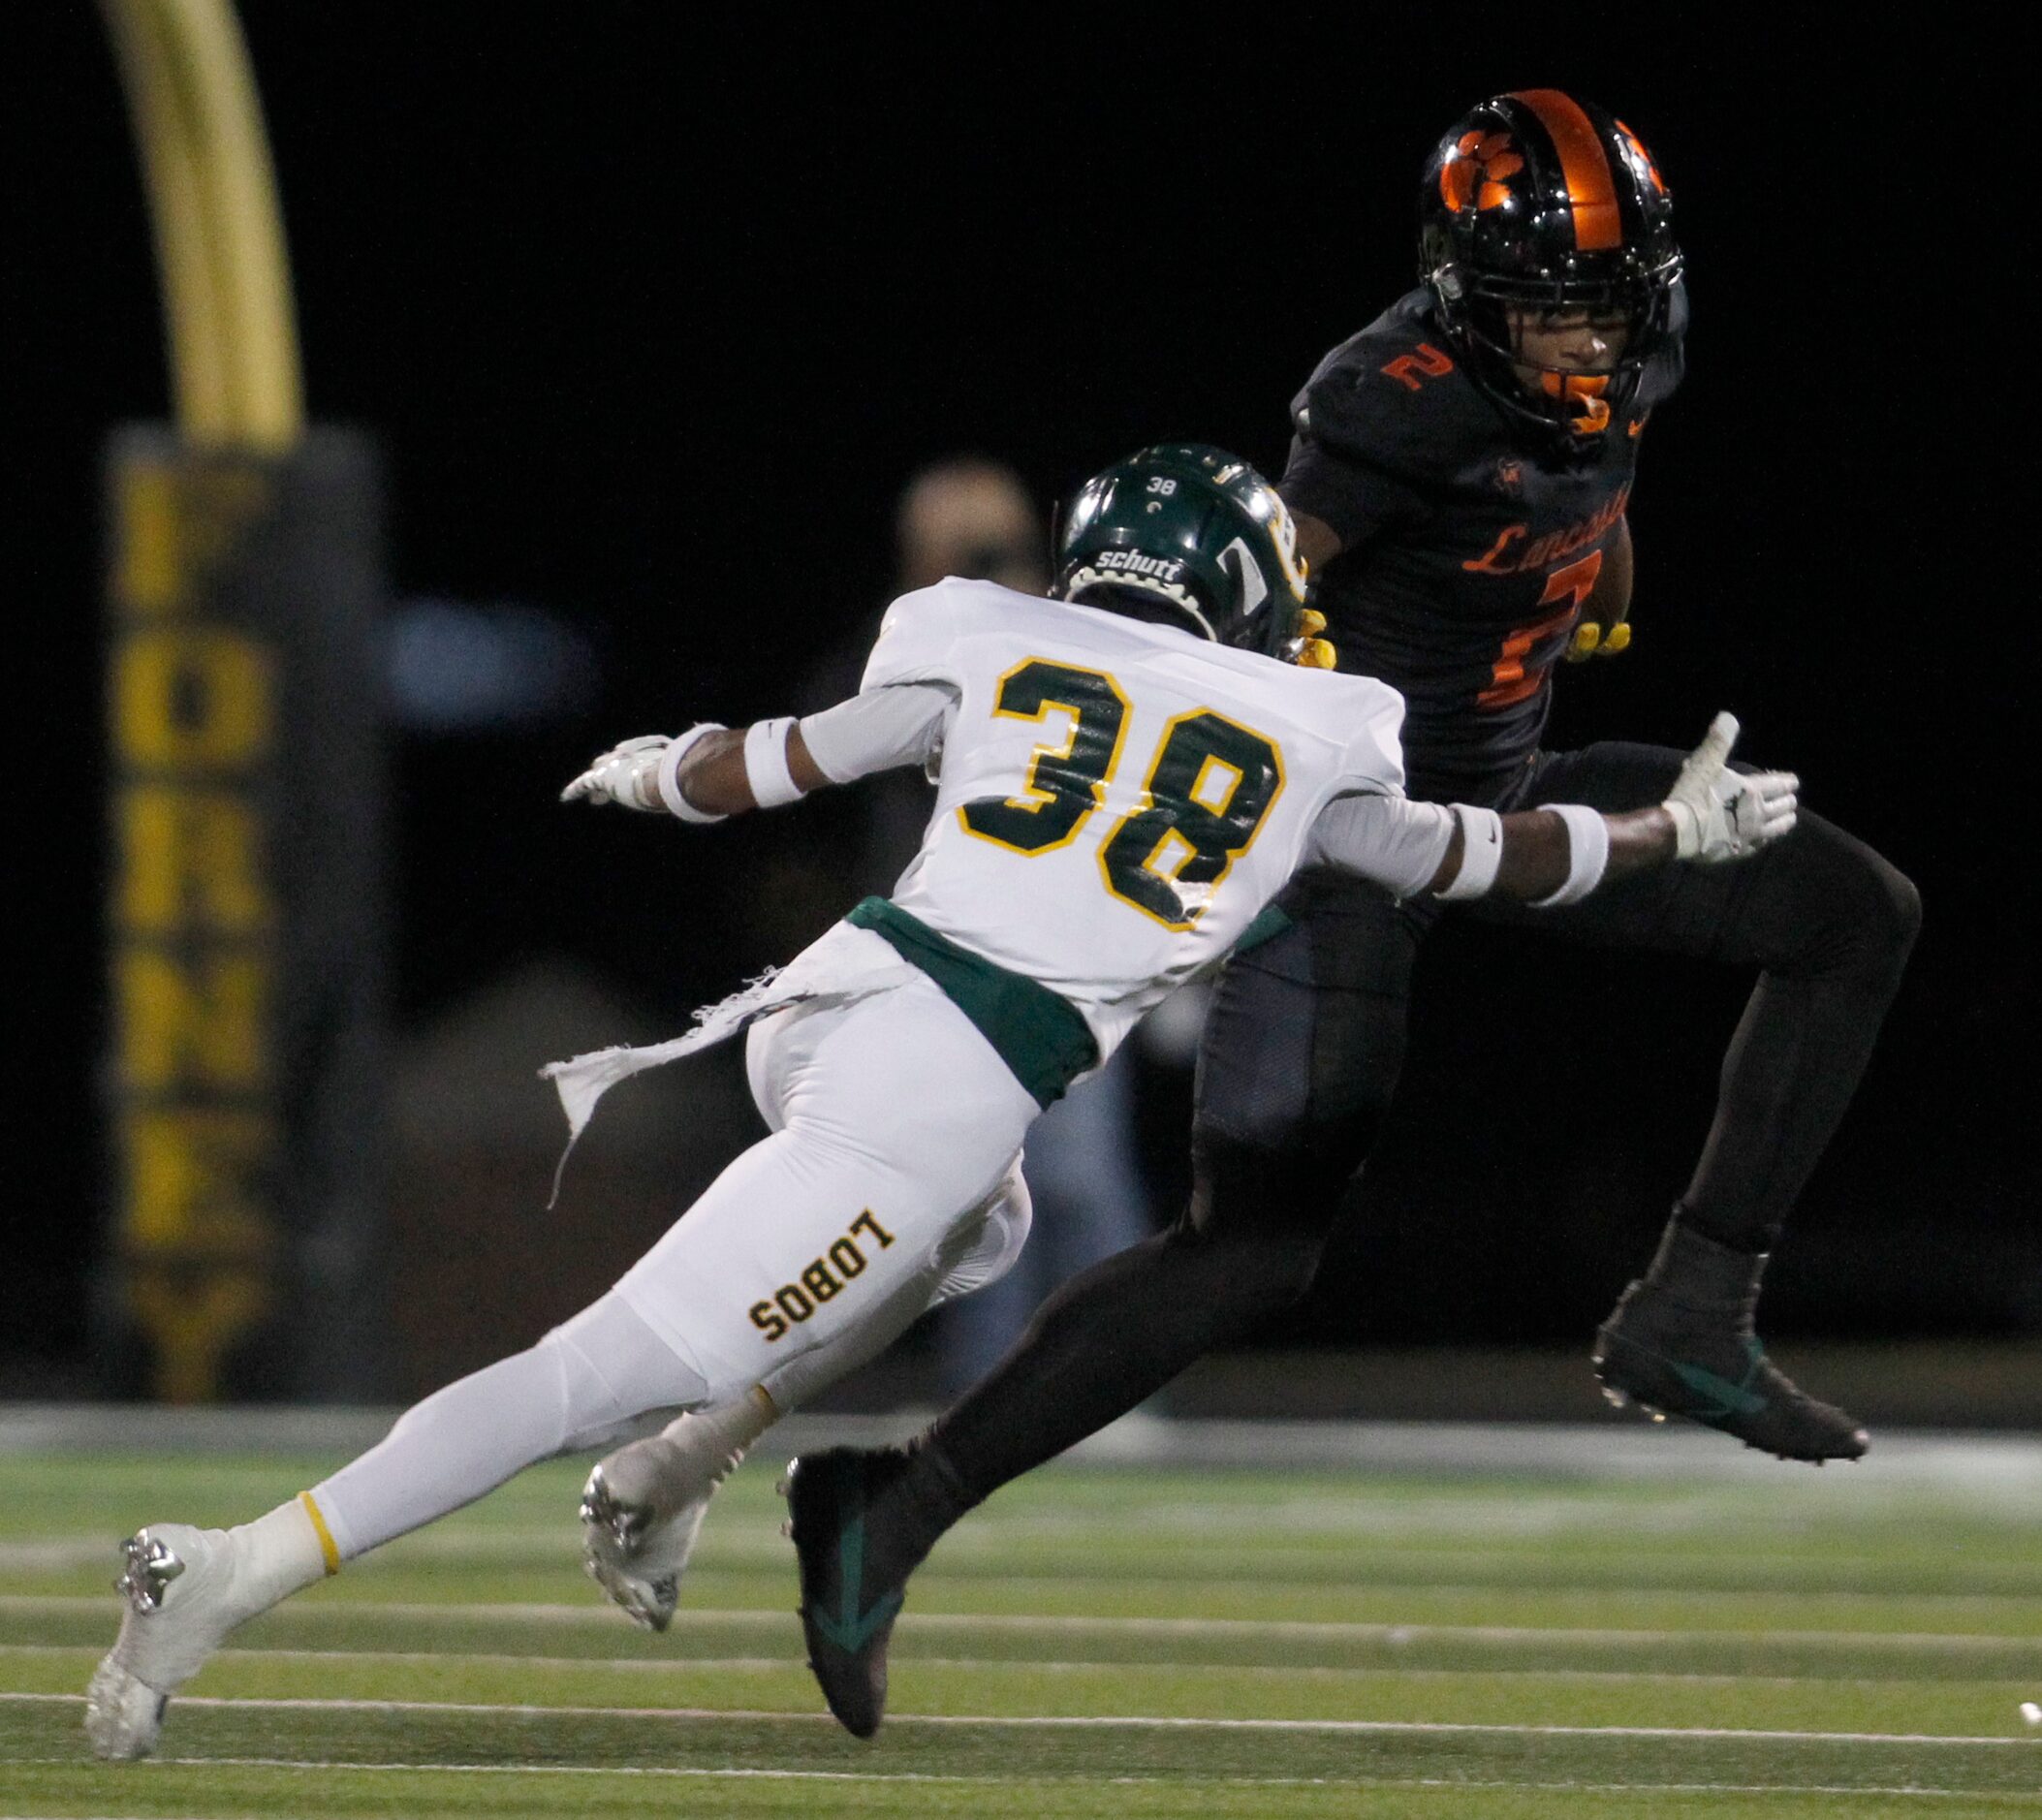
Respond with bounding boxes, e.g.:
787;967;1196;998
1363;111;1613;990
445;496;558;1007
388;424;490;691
1419;90;1683;446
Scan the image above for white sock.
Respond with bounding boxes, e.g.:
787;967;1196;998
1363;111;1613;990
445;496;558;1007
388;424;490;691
231;1496;335;1606
654;1387;778;1493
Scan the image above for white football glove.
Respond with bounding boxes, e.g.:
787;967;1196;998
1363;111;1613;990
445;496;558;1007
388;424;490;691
1662;712;1799;863
561;735;672;811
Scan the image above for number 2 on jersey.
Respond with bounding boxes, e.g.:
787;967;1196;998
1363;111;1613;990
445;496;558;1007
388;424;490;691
1478;549;1603;709
961;658;1284;929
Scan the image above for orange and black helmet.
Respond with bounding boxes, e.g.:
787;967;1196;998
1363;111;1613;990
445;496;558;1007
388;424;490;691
1418;90;1682;444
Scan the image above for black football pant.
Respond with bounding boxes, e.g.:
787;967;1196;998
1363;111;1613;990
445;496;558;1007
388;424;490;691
925;740;1920;1505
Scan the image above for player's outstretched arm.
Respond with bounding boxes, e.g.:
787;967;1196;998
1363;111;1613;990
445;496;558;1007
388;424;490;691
561;682;956;824
667;724;833;818
559;722;829;822
1314;712;1796;906
1433;710;1797;903
1458;800;1670;903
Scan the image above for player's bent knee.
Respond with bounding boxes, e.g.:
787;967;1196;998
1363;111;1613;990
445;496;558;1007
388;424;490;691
930;1161;1032;1304
1167;1130;1348;1322
1867;856;1923;957
1781;821;1923;981
1157;1210;1326;1327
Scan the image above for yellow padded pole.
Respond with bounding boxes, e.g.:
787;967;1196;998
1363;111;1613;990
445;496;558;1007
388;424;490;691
99;0;302;450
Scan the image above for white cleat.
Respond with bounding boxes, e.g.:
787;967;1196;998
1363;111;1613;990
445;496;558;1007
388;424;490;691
579;1442;720;1633
85;1524;250;1761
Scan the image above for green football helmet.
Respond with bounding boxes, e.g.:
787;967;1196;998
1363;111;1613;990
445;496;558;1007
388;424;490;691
1053;444;1310;657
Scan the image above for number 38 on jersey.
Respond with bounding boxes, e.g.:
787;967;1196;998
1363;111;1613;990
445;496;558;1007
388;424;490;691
959;658;1285;929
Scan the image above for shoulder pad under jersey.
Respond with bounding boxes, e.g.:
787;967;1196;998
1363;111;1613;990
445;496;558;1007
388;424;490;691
860;579;1015;692
1338;675;1409;799
1291;290;1503;487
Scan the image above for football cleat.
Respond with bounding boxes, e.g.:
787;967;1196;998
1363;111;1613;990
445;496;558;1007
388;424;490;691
1594;1280;1869;1462
782;1448;921;1740
86;1525;250;1761
579;1452;715;1634
113;1529;184;1613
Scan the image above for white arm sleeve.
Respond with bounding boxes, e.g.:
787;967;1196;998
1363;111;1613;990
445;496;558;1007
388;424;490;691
1303;794;1457;899
797;681;957;784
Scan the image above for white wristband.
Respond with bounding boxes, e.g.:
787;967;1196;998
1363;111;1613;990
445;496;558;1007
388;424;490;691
655;724;730;824
743;716;804;808
1436;803;1504;900
1529;802;1610;906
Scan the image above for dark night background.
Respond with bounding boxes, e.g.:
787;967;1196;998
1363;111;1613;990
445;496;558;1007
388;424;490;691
6;11;2033;1397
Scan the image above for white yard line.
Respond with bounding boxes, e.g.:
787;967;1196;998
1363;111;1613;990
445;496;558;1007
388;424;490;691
21;1551;2037;1613
4;1689;2036;1746
0;1643;1975;1687
760;1576;2041;1613
0;1762;2019;1801
12;1526;2042;1580
2;1593;2029;1653
0;1646;787;1673
11;1409;2039;1489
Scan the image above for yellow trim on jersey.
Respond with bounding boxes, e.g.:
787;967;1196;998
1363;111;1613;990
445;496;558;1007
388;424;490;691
298;1491;341;1577
957;655;1131;859
1098;706;1287;931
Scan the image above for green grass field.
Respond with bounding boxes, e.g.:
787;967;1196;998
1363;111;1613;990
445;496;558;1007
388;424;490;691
1;1436;2037;1817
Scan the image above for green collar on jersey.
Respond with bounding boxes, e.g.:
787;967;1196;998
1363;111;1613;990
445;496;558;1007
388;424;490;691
845;897;1098;1109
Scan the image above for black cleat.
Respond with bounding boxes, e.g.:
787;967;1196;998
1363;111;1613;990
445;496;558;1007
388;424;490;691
1595;1279;1869;1462
781;1448;916;1739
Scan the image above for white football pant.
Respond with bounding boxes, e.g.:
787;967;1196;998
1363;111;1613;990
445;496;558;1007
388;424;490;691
310;972;1036;1561
617;971;1040;1399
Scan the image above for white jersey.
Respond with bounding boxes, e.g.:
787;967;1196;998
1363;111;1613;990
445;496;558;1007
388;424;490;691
830;579;1416;1057
546;577;1462;1155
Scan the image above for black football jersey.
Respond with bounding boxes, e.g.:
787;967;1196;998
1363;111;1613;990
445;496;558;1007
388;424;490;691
1280;286;1686;802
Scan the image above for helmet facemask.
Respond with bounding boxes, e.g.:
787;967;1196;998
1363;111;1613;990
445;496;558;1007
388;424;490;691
1418;90;1683;449
1436;254;1681;439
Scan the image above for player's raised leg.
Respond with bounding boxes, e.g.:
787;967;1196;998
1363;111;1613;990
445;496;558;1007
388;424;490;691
1492;742;1920;1459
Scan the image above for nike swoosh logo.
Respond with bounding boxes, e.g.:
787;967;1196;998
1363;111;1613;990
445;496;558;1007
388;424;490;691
1669;1362;1768;1418
812;1510;903;1652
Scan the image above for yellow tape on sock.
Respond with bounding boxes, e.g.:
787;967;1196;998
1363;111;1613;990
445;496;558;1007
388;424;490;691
298;1491;341;1577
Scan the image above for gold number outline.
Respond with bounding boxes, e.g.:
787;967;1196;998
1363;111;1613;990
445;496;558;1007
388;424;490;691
958;657;1132;857
1095;707;1287;931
